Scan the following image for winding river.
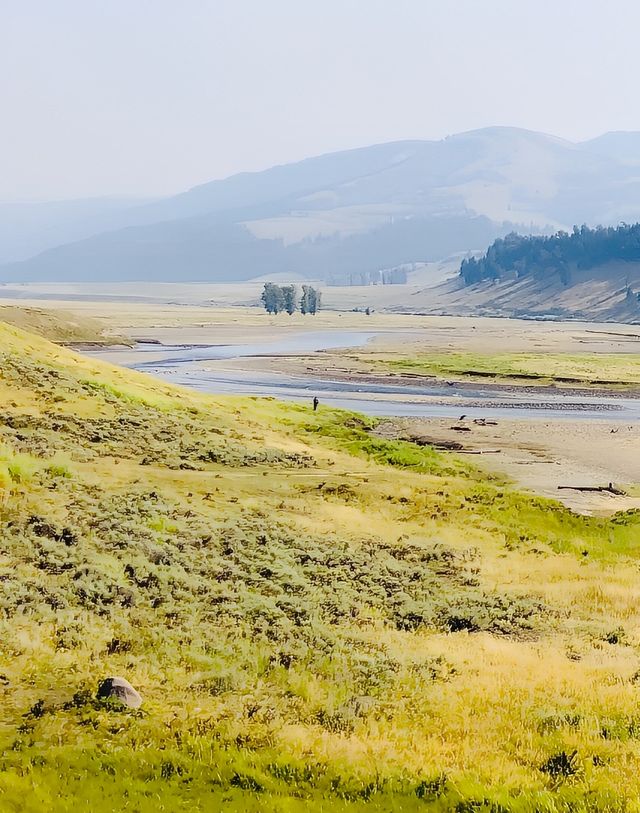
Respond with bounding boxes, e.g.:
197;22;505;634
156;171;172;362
90;330;640;421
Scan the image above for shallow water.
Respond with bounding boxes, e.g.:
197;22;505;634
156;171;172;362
134;330;380;365
89;330;640;422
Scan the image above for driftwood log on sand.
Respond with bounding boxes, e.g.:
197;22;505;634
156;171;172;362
557;483;626;496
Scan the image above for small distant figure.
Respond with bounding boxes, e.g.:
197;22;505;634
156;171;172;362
313;396;319;411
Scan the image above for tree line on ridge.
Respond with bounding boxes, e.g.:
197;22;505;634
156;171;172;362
460;223;640;287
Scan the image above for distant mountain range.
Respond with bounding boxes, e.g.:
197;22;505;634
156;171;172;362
6;126;640;283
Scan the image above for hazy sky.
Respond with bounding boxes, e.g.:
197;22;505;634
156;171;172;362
3;0;640;200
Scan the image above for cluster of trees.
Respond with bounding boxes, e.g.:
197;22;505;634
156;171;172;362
326;268;408;287
260;283;321;315
460;224;640;286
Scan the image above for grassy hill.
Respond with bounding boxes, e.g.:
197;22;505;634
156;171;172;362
1;321;640;811
0;305;129;346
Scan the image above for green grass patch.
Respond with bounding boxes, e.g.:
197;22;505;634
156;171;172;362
366;351;640;388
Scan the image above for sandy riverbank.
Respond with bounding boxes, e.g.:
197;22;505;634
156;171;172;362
376;416;640;515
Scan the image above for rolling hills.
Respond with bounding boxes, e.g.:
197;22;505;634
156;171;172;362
7;127;640;284
2;320;640;809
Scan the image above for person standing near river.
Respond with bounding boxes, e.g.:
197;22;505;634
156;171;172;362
313;396;319;411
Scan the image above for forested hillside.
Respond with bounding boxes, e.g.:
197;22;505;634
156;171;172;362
460;224;640;287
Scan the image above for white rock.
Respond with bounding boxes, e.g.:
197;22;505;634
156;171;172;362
97;676;142;708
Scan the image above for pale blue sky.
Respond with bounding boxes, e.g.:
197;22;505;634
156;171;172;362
2;0;639;199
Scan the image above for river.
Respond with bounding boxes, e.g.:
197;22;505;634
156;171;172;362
89;330;640;421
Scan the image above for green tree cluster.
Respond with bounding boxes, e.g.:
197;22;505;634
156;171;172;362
260;282;284;314
261;283;321;315
460;223;640;286
300;284;321;314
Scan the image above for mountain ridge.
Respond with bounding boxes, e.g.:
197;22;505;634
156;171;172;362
5;126;640;283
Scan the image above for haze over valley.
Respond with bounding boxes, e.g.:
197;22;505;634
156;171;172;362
6;126;640;295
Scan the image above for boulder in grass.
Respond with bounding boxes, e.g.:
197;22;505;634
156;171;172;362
96;676;142;708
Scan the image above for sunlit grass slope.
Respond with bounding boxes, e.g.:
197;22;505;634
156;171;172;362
0;304;129;346
2;320;640;811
